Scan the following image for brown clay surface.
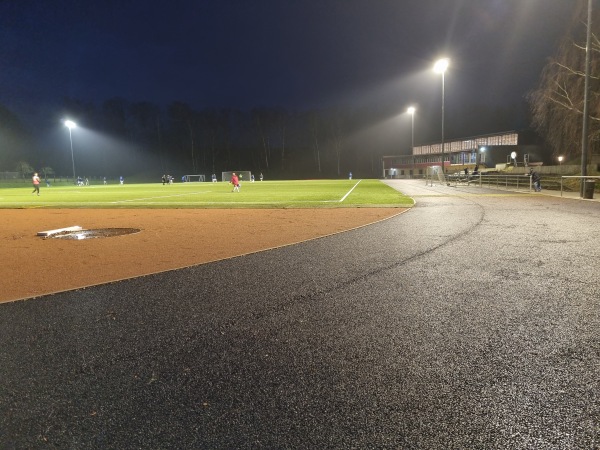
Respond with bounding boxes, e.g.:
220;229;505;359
1;208;404;303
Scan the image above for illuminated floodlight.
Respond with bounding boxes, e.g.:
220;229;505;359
407;106;416;115
433;58;449;74
64;120;77;129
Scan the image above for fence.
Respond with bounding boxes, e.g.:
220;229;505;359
560;176;600;198
442;173;580;193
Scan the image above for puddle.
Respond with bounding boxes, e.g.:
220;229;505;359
48;228;141;240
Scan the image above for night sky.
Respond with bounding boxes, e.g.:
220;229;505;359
1;0;574;125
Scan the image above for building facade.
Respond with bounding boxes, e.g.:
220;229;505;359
383;131;546;178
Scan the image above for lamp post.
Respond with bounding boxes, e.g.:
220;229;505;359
64;120;77;183
407;106;416;150
581;0;592;197
434;58;449;175
558;155;564;174
407;106;416;177
478;146;486;170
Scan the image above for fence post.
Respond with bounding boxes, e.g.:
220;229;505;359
561;176;563;197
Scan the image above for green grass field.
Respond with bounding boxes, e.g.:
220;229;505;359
0;179;413;209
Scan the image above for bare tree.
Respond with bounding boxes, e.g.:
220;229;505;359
130;101;164;172
169;102;198;173
40;166;55;180
251;108;271;170
308;111;322;173
15;161;34;179
102;97;130;137
529;3;600;159
273;108;289;172
328;109;346;177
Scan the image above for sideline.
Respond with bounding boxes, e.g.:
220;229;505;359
111;191;212;203
340;179;361;202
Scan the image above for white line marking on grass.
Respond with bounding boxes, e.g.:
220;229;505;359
339;180;361;202
111;191;212;203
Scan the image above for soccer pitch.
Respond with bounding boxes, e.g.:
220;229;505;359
0;179;413;209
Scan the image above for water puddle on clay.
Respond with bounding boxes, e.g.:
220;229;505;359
48;228;141;240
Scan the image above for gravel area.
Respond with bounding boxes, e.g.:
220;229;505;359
1;180;599;449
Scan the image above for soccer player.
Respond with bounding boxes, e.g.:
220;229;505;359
32;172;41;196
231;172;240;192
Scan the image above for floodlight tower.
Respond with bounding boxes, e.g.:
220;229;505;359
64;120;77;182
407;106;416;150
433;58;449;174
407;106;416;176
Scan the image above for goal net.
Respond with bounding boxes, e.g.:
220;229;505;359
222;171;252;183
183;174;206;182
425;166;447;186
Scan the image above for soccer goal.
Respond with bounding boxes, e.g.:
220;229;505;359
222;171;252;183
183;174;206;182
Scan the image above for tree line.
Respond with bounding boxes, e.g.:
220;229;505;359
2;98;418;180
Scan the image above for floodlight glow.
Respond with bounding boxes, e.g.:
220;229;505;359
511;151;517;159
407;106;416;115
65;120;77;129
433;58;449;74
558;156;564;163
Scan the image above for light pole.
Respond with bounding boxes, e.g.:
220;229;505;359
434;58;449;175
407;106;416;149
407;106;416;177
64;120;77;182
558;155;564;174
478;146;486;170
580;0;592;197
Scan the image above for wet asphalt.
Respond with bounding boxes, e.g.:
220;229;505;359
1;180;599;449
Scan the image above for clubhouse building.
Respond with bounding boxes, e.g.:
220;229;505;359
382;130;547;178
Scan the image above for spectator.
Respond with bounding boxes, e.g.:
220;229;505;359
530;168;541;192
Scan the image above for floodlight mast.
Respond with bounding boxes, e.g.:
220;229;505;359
433;58;449;175
580;0;592;197
407;106;416;149
407;106;416;175
64;120;77;182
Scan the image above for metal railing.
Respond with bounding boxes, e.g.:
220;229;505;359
446;173;534;191
425;171;599;198
560;175;600;197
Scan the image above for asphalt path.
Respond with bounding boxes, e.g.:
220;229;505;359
1;180;599;449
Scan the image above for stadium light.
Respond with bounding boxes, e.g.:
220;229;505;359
64;120;77;182
407;106;416;149
407;106;416;176
433;58;449;174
